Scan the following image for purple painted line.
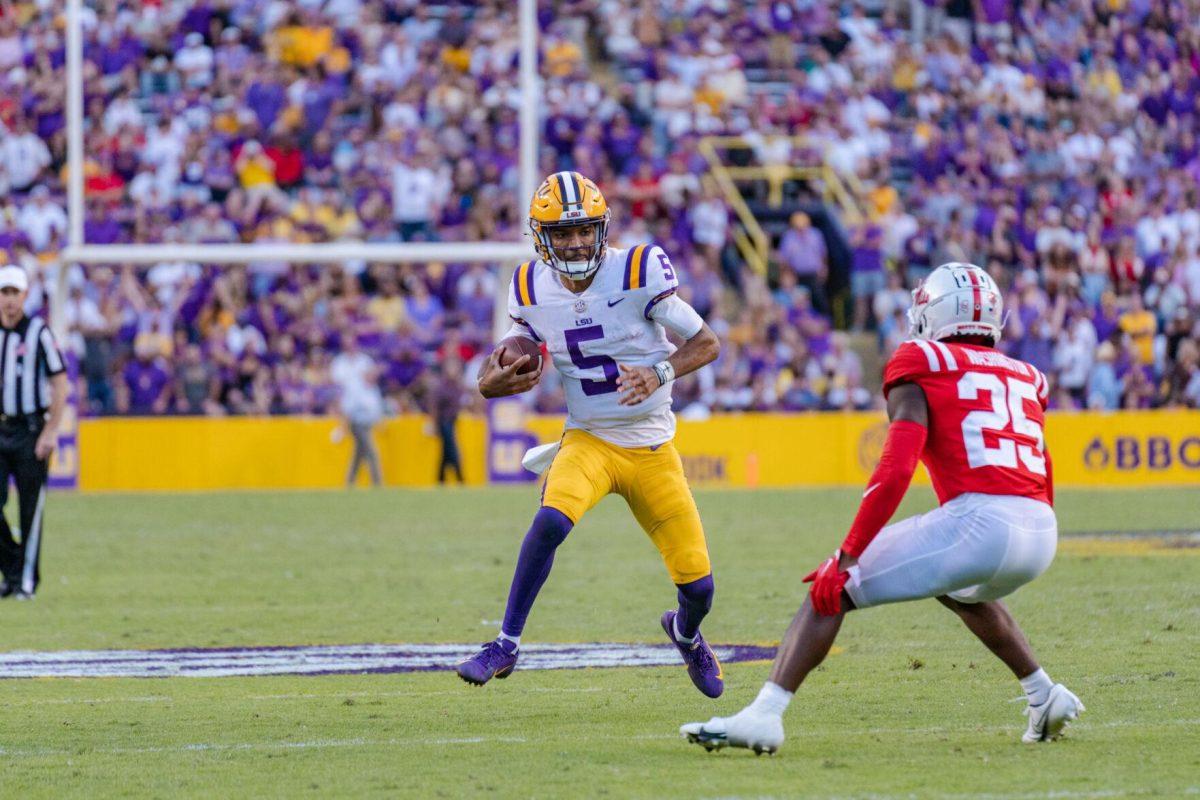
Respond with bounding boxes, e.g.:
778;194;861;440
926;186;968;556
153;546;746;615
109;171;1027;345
0;646;769;665
0;643;778;679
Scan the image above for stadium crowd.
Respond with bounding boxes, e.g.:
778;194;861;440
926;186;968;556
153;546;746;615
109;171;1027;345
1;0;1199;417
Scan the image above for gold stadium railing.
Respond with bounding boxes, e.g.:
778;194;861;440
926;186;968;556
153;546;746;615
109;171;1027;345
697;139;771;275
698;135;866;275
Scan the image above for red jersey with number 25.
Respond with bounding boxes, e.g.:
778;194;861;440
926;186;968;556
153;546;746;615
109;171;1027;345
883;340;1051;506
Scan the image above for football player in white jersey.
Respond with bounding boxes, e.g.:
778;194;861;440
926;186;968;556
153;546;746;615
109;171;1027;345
457;171;727;698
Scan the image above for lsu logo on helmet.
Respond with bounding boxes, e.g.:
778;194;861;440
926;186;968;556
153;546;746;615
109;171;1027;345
529;171;611;280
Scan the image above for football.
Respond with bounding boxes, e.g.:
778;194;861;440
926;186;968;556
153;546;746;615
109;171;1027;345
497;335;542;375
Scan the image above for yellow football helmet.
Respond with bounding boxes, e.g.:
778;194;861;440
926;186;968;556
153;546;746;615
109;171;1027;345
528;170;610;279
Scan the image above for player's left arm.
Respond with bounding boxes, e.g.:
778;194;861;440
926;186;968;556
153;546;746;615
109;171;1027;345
36;372;69;461
616;246;719;406
1044;447;1054;506
35;326;69;461
804;381;929;615
1038;373;1054;506
616;300;718;406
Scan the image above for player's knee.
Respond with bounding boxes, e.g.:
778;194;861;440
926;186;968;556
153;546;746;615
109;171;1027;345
938;595;984;622
936;594;962;612
531;505;573;547
676;573;714;610
667;549;711;585
840;589;857;612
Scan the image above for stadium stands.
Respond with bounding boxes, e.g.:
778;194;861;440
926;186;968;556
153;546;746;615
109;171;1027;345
2;0;1198;416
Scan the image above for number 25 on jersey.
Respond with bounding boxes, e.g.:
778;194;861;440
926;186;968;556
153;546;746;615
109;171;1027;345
957;371;1046;475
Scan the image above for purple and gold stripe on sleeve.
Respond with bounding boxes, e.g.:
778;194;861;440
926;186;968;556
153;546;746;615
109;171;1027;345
623;244;649;291
644;288;676;320
512;261;537;307
510;315;542;342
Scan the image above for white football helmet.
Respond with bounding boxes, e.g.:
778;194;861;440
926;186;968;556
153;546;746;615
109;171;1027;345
907;262;1005;344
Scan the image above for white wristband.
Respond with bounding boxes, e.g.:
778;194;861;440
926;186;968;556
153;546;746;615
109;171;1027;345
652;360;675;386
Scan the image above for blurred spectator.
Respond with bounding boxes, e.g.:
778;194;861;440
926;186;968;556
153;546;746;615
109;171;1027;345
1087;342;1121;411
1;118;51;194
1035;208;1075;257
174;343;220;415
1145;267;1187;327
849;223;884;331
872;271;910;347
1054;313;1097;406
429;358;465;485
778;212;829;313
689;184;729;273
17;187;67;253
1119;292;1156;366
331;334;384;488
118;336;172;415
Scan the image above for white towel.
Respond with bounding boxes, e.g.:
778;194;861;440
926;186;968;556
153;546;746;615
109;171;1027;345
521;441;561;474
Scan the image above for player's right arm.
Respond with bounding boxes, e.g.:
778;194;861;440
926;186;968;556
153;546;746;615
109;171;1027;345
477;321;543;398
478;271;546;399
838;382;928;560
804;343;935;616
838;342;938;561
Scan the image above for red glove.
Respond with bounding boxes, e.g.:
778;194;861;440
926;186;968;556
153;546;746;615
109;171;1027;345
803;550;850;616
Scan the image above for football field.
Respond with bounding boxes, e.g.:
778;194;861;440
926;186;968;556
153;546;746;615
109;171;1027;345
0;486;1196;799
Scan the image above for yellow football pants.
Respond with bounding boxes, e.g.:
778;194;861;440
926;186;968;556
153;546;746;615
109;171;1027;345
540;429;711;585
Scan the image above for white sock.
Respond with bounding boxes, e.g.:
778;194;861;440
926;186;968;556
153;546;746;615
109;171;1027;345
673;617;696;646
497;632;520;650
748;681;793;718
1020;668;1053;706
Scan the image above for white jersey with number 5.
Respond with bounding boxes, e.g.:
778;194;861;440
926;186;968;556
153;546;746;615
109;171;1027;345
504;244;703;448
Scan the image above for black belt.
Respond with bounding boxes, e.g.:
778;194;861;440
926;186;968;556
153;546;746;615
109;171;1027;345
0;414;40;425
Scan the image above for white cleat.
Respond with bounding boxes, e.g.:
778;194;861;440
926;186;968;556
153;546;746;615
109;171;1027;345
680;707;785;755
1022;684;1085;743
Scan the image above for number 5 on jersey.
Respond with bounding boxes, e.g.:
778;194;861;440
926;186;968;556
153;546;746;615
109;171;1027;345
957;372;1046;475
565;325;620;396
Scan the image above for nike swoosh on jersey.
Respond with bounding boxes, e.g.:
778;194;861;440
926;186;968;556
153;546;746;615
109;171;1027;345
862;483;881;499
607;297;626;307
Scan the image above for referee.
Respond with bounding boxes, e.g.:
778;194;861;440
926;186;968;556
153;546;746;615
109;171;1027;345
0;265;67;600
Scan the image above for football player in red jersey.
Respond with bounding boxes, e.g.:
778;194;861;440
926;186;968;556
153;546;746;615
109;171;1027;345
682;263;1084;754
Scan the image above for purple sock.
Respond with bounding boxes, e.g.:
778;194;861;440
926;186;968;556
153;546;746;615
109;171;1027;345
675;574;714;639
500;507;573;639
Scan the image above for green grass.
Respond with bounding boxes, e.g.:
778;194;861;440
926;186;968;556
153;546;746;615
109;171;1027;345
0;486;1197;798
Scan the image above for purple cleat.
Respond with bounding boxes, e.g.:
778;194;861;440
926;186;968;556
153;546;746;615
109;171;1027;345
661;610;724;698
456;639;519;686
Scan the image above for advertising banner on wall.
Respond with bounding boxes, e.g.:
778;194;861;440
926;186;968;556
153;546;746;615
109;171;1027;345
486;398;539;484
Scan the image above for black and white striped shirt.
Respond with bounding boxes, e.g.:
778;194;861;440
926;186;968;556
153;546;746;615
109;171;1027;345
0;316;65;417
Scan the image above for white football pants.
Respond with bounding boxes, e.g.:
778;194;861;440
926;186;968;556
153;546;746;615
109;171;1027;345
844;493;1057;608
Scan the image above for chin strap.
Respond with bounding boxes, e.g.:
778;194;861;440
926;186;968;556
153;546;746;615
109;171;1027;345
560;260;596;278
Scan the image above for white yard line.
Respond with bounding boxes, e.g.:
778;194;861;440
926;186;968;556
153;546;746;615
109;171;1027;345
4;686;610;706
0;736;529;758
0;718;1196;759
701;789;1199;800
7;695;176;706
